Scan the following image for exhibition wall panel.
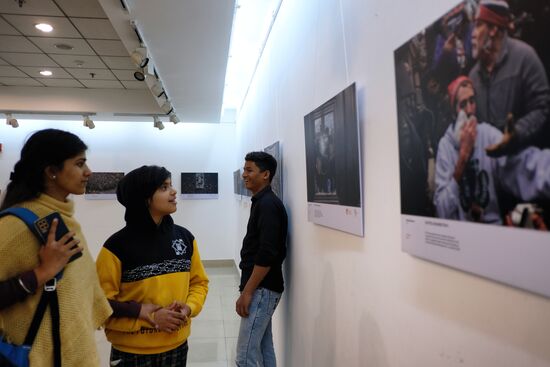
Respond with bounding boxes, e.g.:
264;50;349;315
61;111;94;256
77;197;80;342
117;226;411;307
235;0;550;366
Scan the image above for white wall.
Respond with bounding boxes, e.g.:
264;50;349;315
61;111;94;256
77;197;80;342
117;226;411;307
0;119;238;260
236;0;550;366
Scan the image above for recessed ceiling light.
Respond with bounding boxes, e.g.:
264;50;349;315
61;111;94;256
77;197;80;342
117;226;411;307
40;70;53;76
54;43;74;50
35;23;53;32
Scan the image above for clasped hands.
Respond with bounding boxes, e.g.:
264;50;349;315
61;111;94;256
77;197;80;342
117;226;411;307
139;301;191;333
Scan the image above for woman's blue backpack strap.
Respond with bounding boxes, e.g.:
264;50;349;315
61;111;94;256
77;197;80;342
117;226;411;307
0;208;63;283
0;208;41;240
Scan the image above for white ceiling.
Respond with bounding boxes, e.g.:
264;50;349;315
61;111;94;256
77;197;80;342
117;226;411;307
0;0;236;122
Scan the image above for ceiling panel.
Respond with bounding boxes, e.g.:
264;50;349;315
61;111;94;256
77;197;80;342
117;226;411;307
18;66;73;79
28;37;94;55
88;39;127;56
0;35;42;52
0;1;63;16
1;0;233;119
3;15;80;37
0;65;27;77
0;76;43;86
55;0;108;18
121;80;148;89
0;16;20;35
111;69;138;81
49;54;106;68
101;56;134;70
0;52;58;67
71;18;118;39
36;78;83;87
80;79;124;89
66;68;115;80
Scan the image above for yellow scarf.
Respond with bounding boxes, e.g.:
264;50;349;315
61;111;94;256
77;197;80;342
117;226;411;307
0;194;112;367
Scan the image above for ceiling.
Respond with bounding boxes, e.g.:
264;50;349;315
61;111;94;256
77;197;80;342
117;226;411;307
0;0;236;122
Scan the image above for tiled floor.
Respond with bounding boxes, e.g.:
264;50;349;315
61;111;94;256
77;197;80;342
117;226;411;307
95;262;240;367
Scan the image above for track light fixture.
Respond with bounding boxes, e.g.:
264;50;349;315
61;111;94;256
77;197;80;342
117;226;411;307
133;70;145;81
153;116;165;130
130;47;149;69
150;82;164;97
83;115;95;129
160;100;173;115
6;113;18;128
169;112;180;124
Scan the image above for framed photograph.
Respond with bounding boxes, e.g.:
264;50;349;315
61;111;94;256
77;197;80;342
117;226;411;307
85;172;124;200
233;169;242;198
180;172;218;199
394;1;550;297
304;83;363;236
264;141;283;200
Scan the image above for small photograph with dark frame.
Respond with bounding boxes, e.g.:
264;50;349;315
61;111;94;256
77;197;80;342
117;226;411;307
264;141;283;200
233;169;242;198
304;83;363;236
85;172;124;200
180;172;218;199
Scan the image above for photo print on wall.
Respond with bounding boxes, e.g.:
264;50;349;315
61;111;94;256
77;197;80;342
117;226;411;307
180;172;218;199
85;172;125;200
233;169;241;198
264;141;283;200
304;83;363;236
394;0;550;297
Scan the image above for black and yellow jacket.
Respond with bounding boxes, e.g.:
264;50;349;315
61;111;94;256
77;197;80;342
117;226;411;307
96;212;209;354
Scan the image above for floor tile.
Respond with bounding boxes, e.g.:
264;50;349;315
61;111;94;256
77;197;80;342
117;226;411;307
188;337;227;363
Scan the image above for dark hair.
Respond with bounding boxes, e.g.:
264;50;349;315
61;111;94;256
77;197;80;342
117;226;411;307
116;165;171;208
116;165;171;224
0;129;88;210
245;151;277;182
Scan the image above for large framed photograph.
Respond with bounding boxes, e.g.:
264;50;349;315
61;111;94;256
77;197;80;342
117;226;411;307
264;141;283;200
180;172;218;199
304;83;363;236
85;172;124;200
394;0;550;297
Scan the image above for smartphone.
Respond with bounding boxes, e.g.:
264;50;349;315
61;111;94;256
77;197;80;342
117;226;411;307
34;212;82;263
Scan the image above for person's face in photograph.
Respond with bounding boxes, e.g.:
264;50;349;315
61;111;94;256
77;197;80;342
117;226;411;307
48;152;92;197
471;19;490;59
242;160;269;195
149;178;177;218
456;84;476;118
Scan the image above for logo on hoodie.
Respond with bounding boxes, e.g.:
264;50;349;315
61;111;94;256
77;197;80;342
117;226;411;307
172;238;187;255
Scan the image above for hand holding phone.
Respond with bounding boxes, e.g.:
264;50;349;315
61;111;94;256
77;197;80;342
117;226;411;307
34;212;83;264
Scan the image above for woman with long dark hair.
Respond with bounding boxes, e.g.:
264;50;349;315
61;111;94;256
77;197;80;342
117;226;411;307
0;129;112;366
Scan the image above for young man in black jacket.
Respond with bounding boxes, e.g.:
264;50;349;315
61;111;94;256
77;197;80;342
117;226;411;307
235;152;288;367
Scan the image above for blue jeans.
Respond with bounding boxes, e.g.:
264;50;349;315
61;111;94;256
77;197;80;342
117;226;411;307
236;288;281;367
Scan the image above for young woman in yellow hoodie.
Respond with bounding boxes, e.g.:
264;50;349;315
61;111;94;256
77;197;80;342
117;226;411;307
96;165;209;367
0;129;112;367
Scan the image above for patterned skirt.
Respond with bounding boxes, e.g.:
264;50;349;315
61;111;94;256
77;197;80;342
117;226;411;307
110;341;188;367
